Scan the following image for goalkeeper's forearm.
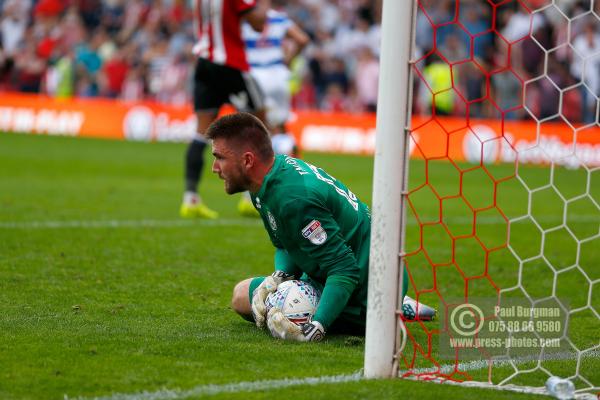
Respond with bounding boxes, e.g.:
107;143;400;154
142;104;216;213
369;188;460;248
312;276;356;329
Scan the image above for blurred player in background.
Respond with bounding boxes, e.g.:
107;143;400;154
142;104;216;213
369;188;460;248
180;0;270;219
207;113;437;342
242;1;309;157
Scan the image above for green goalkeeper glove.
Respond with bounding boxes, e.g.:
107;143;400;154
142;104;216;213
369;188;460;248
251;271;294;328
266;307;325;342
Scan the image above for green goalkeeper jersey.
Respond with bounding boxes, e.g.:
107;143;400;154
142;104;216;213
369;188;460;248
251;155;371;329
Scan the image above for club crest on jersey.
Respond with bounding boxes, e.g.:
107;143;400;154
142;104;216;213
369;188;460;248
267;211;277;231
301;220;327;245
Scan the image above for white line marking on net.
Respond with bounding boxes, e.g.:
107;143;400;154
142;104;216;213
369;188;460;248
1;214;597;230
67;350;600;400
405;349;600;376
0;219;263;229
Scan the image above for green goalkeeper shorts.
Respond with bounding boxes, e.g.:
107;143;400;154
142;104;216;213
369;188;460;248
248;275;366;335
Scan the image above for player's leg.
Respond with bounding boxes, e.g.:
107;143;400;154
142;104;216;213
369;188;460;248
329;312;366;336
250;68;279;133
181;110;219;218
266;68;298;156
181;59;221;219
252;67;297;156
267;101;297;156
232;277;265;321
227;69;266;217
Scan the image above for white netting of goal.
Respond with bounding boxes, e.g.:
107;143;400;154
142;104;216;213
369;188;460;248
393;0;599;397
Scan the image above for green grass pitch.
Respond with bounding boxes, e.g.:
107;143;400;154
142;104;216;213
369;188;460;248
0;133;597;399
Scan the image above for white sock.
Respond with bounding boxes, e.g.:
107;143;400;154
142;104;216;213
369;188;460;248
183;191;200;205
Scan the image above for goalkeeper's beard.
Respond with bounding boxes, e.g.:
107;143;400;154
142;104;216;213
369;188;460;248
222;165;252;194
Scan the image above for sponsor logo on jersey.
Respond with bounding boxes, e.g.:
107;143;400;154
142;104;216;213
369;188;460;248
254;197;261;209
301;220;327;245
267;211;277;231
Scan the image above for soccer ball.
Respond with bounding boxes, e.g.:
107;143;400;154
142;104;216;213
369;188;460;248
265;280;321;326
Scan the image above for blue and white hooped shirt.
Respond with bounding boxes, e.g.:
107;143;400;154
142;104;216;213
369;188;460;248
242;9;293;70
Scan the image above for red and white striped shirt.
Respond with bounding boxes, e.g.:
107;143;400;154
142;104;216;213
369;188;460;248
192;0;256;71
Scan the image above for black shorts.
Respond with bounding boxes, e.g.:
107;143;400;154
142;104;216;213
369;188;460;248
193;58;264;113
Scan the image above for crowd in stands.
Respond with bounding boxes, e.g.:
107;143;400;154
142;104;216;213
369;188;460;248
0;0;598;121
414;0;600;123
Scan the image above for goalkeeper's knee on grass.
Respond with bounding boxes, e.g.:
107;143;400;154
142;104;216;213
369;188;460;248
232;279;254;321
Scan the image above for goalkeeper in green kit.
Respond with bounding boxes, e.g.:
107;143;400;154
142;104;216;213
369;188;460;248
207;113;436;342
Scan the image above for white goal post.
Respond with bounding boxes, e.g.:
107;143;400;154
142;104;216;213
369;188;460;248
365;0;416;378
365;0;600;397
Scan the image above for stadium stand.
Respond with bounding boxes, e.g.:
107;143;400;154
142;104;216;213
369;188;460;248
0;0;598;121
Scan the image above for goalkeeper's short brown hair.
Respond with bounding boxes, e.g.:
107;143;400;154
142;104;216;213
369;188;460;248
205;112;274;162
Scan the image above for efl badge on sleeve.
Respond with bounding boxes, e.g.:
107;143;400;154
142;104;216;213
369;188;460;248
301;220;327;245
267;211;277;231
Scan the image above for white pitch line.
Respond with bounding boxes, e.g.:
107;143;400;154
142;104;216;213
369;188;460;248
66;371;364;400
0;218;263;229
68;350;600;400
0;214;597;230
